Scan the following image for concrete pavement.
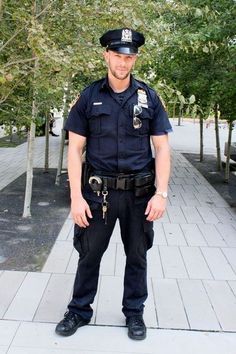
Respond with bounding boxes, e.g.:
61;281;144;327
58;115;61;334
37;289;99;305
1;120;236;353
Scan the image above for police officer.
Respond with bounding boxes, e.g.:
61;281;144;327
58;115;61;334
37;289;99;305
56;28;172;340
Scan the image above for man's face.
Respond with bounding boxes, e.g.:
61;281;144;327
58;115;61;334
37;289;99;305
104;50;137;80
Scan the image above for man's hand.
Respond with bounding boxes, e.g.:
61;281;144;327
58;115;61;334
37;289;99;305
145;194;167;221
71;197;93;228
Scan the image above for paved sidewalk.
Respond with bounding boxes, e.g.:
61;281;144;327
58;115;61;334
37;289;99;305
1;122;236;353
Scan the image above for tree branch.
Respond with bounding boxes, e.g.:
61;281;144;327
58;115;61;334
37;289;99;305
0;67;35;105
4;56;37;68
0;28;25;53
0;0;55;53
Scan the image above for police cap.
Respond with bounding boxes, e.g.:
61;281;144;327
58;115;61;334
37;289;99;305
100;28;145;55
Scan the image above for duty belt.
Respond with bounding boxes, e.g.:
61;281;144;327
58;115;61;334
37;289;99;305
97;174;135;190
88;171;155;197
83;164;155;224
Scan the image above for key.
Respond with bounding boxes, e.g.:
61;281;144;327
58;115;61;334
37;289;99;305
102;201;108;219
102;201;108;224
102;190;108;224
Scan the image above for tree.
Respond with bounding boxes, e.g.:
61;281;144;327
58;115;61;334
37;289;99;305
0;0;173;215
153;0;236;170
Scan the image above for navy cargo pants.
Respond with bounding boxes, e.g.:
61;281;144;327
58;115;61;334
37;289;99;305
68;189;154;320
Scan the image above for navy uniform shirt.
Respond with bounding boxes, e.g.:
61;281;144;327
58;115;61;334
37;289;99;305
65;75;172;173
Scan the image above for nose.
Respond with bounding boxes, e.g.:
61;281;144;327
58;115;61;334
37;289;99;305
118;59;127;68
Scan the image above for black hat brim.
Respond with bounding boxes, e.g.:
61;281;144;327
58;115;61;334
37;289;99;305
108;46;138;55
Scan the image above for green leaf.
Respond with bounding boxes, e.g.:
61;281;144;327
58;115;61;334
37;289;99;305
203;46;209;53
189;95;196;104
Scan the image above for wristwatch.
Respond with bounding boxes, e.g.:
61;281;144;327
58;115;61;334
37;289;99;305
155;191;168;199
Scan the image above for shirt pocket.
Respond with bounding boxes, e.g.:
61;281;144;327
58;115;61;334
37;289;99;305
87;104;111;135
138;107;153;135
126;107;153;136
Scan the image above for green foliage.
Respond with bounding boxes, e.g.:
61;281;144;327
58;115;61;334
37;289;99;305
0;0;235;129
153;0;236;120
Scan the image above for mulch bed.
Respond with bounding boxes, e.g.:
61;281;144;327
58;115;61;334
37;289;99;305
0;168;70;271
183;153;236;208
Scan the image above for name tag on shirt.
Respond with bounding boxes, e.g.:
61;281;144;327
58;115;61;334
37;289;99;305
93;102;103;105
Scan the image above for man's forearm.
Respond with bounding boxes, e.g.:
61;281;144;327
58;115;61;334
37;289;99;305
155;144;171;192
68;145;83;200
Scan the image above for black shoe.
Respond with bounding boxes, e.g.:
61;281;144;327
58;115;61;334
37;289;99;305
55;311;90;336
50;132;59;137
126;315;146;340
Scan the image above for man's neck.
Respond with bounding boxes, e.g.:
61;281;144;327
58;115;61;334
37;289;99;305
108;73;131;93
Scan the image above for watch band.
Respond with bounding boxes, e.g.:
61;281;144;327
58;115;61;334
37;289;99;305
155;191;168;199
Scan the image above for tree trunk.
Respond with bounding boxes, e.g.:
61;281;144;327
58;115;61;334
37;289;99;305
44;111;50;172
22;0;40;217
55;84;71;185
173;101;176;119
178;104;182;126
0;0;3;20
199;116;204;162
22;120;36;218
9;122;13;142
224;120;233;183
214;103;222;171
55;129;66;186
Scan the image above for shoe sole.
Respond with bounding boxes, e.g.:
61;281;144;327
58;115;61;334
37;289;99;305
55;321;89;337
128;332;146;340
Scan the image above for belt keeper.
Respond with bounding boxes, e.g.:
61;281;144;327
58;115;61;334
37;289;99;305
103;177;108;191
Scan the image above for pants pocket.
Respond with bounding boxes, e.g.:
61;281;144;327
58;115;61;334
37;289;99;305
73;224;88;256
143;220;154;250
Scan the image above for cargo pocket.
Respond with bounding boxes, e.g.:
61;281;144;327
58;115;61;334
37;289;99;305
73;224;88;257
143;220;154;250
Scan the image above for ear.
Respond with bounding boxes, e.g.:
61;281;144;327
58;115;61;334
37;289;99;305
103;51;109;64
133;55;137;64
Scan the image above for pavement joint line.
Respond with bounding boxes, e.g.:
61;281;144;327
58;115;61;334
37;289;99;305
1;121;236;345
5;320;21;354
6;320;236;334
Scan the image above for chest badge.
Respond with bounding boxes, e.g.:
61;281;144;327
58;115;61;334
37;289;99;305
137;89;148;108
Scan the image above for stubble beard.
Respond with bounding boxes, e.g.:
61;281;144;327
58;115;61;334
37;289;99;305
110;67;131;81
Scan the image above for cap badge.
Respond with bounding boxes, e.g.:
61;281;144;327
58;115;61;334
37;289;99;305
121;29;132;43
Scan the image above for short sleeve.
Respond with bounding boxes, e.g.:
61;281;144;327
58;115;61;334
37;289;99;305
149;92;173;136
64;93;88;137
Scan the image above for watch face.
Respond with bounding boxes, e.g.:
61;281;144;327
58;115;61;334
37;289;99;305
162;192;168;198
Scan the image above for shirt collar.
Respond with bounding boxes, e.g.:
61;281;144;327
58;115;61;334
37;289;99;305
100;74;143;92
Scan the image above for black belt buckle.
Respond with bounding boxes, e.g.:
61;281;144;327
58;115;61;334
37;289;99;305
116;176;126;190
